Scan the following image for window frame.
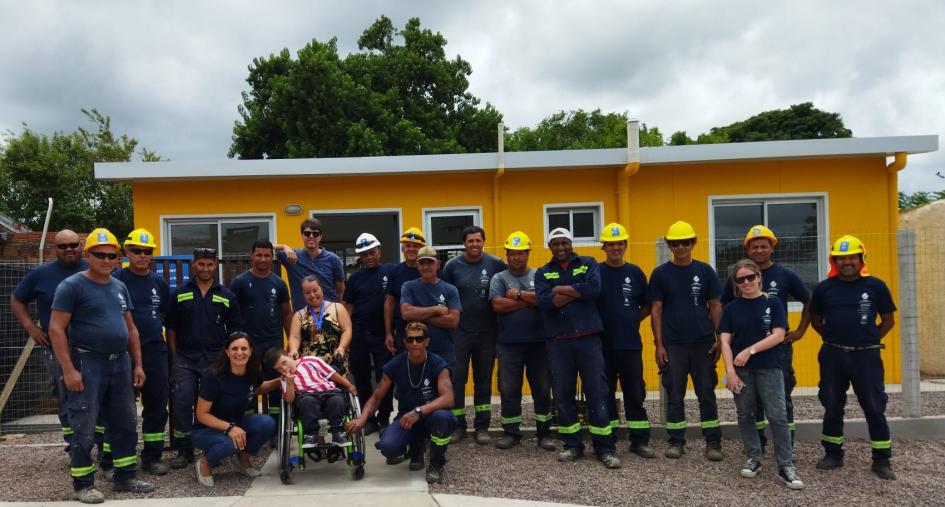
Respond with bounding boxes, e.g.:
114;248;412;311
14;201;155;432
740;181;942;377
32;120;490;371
161;213;277;278
542;202;605;247
309;207;404;263
422;206;483;251
707;192;829;311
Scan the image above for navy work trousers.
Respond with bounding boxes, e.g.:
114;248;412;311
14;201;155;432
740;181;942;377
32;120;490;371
549;334;615;456
662;342;721;445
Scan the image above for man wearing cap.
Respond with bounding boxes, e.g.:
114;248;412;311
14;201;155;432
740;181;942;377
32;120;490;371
48;228;155;503
400;246;461;367
489;231;555;451
343;232;395;434
648;221;724;461
442;226;507;444
112;228;172;475
721;225;811;448
535;227;619;468
230;240;292;420
384;227;442;353
276;218;346;310
165;248;242;469
597;223;654;458
11;229;89;448
811;235;896;480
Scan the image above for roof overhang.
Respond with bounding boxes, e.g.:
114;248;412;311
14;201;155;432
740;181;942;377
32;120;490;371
95;135;939;182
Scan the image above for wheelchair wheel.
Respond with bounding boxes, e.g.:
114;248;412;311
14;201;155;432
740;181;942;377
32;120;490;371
279;399;293;483
344;391;366;479
351;464;365;481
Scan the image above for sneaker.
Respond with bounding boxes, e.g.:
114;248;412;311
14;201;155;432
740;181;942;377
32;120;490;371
100;467;114;482
363;419;380;436
73;487;105;504
409;453;425;471
816;454;844;470
495;434;520;450
331;431;351;447
451;427;467;442
599;453;622;469
871;459;897;480
195;457;214;487
629;443;656;459
425;463;444;484
664;444;685;459
779;466;805;490
557;448;582;462
740;458;762;478
705;442;724;462
537;436;557;451
474;430;492;445
112;477;155;493
143;460;169;476
169;451;194;469
302;434;317;449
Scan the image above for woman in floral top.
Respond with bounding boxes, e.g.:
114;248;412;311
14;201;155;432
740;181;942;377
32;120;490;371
288;275;353;371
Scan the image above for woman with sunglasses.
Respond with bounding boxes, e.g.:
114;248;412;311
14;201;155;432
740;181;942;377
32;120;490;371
719;259;803;489
288;275;352;371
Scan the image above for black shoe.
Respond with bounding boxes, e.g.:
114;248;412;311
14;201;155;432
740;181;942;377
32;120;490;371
495;434;520;450
629;443;656;459
409;453;425;471
143;460;169;476
778;466;805;489
425;463;444;483
363;419;380;436
816;454;844;470
385;455;406;465
451;427;466;442
169;451;194;469
112;478;155;493
871;459;896;480
740;458;762;478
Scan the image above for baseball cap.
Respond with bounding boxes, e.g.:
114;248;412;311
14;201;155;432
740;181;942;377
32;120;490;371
417;246;438;261
548;227;573;243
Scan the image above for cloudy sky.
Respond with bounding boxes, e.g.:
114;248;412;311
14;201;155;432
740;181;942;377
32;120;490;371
1;0;942;192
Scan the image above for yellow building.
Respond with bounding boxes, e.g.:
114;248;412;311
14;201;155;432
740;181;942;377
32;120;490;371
97;133;938;389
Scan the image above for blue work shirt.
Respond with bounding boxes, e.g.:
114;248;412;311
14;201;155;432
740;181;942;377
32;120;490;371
719;295;788;370
277;248;345;310
193;370;259;428
13;259;89;331
385;263;444;337
230;270;290;346
721;262;810;327
52;273;132;354
648;260;722;344
442;254;507;334
112;268;170;353
165;280;242;364
383;351;449;417
343;263;393;340
488;268;542;344
598;262;649;351
810;276;897;346
400;279;461;358
534;253;603;340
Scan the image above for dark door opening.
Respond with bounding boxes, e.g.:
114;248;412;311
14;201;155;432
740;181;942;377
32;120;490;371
311;211;400;275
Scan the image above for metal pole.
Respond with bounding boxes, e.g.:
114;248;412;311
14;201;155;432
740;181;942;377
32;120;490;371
897;229;921;417
38;198;53;263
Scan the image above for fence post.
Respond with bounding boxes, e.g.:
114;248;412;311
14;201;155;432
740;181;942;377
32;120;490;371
897;229;922;418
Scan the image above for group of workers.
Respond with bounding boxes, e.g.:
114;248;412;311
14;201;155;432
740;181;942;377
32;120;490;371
10;216;898;503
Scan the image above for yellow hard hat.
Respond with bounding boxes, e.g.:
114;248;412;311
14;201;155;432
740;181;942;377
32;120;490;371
124;228;157;249
400;227;426;245
600;223;629;242
503;231;532;250
85;228;120;251
830;235;865;256
743;225;777;248
665;221;697;240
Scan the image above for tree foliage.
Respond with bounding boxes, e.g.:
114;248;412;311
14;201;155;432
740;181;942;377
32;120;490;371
899;190;945;210
230;16;503;159
669;102;852;145
505;109;664;151
0;109;159;236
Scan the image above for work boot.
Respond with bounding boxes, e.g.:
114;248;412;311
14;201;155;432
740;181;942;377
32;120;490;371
143;460;169;476
474;429;492;445
557;448;582;462
816;454;844;470
169;450;193;469
871;459;897;480
385;455;406;465
629;442;656;459
664;444;685;459
111;477;156;493
100;467;114;482
705;442;724;462
425;463;444;484
73;487;105;504
495;434;520;450
409;453;425;471
537;436;557;451
599;453;622;469
451;427;467;442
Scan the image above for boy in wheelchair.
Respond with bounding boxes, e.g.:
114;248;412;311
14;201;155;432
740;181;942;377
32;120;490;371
264;348;357;448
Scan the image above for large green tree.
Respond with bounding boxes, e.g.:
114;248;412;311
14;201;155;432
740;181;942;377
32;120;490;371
0;109;159;236
669;102;852;145
230;16;502;159
505;109;665;151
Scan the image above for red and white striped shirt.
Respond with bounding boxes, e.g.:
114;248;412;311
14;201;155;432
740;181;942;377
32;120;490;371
281;356;337;394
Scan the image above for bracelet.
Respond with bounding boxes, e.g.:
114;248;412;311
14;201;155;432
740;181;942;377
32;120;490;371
224;422;235;434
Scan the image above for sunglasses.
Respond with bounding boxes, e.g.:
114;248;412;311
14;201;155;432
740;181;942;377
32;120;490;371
55;242;81;250
302;230;322;238
667;240;694;248
127;247;153;256
404;335;428;344
89;252;119;260
401;232;425;242
735;273;759;285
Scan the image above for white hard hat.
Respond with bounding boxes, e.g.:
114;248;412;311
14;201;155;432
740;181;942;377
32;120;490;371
548;227;573;244
355;232;381;253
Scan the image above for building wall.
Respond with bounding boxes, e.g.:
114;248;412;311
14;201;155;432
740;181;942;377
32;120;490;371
131;154;902;390
899;200;945;376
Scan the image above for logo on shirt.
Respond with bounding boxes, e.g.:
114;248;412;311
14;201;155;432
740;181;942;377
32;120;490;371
767;280;779;297
690;275;702;306
621;277;633;307
382;275;389;292
437;294;446;306
762;305;772;335
150;287;161;318
117;292;128;312
858;292;872;325
479;269;490;299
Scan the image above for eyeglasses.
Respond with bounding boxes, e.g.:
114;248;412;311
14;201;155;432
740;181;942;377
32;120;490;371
127;247;153;256
302;230;322;238
89;252;119;260
667;240;694;248
55;242;80;250
735;273;759;285
404;335;428;344
193;248;217;259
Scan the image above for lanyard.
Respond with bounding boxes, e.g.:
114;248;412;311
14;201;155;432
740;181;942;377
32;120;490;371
307;301;326;332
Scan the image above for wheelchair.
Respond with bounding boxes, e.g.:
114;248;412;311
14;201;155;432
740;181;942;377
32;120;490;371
276;364;367;483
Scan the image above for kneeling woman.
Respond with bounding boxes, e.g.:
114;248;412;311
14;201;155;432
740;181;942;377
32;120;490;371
192;332;280;486
346;321;454;484
720;259;804;490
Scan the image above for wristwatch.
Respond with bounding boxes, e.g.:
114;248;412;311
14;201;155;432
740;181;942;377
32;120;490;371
414;406;423;417
749;347;757;355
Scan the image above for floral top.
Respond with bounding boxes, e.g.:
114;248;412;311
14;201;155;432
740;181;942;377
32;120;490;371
298;302;347;371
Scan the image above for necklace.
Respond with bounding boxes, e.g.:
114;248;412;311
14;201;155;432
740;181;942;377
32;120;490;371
407;358;427;389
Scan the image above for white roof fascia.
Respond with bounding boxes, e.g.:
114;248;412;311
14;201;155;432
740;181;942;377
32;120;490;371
95;135;938;181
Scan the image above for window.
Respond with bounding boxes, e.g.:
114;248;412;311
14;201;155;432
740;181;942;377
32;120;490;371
543;203;603;244
423;207;482;251
164;216;274;258
310;209;401;273
710;195;826;299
